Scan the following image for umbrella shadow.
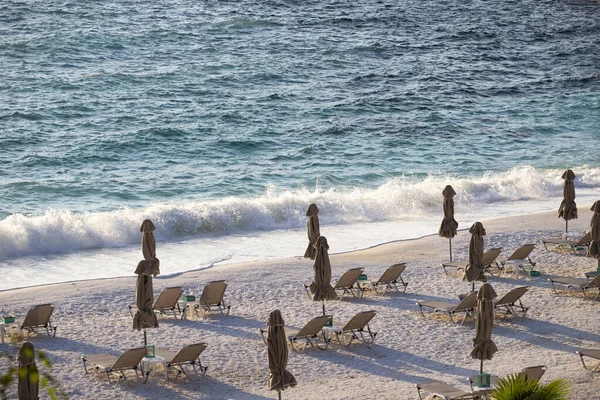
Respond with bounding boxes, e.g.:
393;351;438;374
174;315;264;340
189;376;275;399
492;317;600;354
304;343;478;384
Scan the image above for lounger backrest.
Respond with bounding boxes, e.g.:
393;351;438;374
342;310;376;332
170;343;208;365
153;287;184;310
495;286;529;307
294;315;331;339
455;292;478;312
21;304;54;329
508;244;535;261
482;248;502;266
375;263;406;284
519;365;546;382
586;275;600;289
334;268;364;289
577;232;592;246
111;347;148;370
200;280;227;305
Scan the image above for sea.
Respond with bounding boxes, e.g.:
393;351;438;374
1;0;599;290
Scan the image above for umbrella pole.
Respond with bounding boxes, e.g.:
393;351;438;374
322;302;326;316
472;282;475;292
278;390;282;400
480;359;484;375
144;330;147;347
449;238;452;262
566;220;568;235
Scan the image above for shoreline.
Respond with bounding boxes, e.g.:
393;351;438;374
1;206;592;294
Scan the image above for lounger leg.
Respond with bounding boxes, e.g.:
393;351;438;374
550;281;559;294
417;304;425;317
442;264;448;275
82;359;90;374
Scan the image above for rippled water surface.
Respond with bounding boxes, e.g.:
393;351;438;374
2;0;599;216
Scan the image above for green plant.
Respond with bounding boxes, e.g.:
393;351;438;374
0;349;67;400
490;373;570;400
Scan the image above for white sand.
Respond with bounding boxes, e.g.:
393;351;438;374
1;208;600;399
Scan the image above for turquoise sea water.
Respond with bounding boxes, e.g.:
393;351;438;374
1;0;599;289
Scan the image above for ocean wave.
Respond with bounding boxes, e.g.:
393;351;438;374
1;165;599;259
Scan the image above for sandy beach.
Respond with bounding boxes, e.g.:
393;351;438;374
1;208;599;399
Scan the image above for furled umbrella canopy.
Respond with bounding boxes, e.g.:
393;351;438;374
133;219;160;335
558;169;577;234
310;236;337;315
303;204;320;260
17;341;39;400
267;310;297;399
588;201;600;268
438;185;459;261
464;222;487;287
470;283;498;375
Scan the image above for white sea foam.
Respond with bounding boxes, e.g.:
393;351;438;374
1;165;599;261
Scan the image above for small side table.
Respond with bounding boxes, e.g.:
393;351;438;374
141;355;167;379
505;260;528;279
322;325;343;343
178;297;199;320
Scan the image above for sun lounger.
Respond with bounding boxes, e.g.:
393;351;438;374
259;315;331;353
333;267;366;299
442;248;503;276
549;275;600;300
417;292;477;324
577;349;600;371
82;347;149;384
497;244;537;273
494;286;530;318
155;343;208;380
541;232;591;254
468;365;546;390
417;381;488;400
371;263;408;293
333;310;377;347
195;280;231;317
128;286;185;319
16;304;57;338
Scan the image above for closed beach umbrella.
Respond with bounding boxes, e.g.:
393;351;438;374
133;219;160;346
17;341;39;400
558;169;577;234
303;204;320;260
464;222;487;291
267;310;297;399
310;236;337;315
438;185;459;261
588;201;600;269
470;283;498;375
